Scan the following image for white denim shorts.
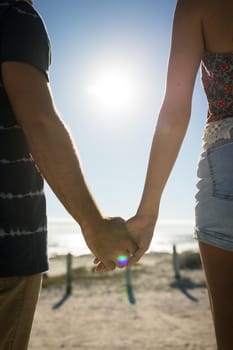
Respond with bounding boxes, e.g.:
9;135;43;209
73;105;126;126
195;129;233;251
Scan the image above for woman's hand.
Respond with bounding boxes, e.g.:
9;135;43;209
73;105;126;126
126;214;157;267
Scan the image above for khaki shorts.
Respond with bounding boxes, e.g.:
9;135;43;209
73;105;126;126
0;273;42;350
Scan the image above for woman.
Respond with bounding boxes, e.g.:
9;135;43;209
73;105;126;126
125;0;233;348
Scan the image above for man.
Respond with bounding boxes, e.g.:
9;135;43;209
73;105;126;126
0;1;137;348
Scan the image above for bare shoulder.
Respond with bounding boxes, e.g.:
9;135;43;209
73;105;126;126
175;0;204;16
172;0;205;33
199;0;233;19
172;0;205;37
199;0;233;52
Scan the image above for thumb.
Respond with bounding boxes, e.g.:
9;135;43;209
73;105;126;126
127;247;146;267
95;262;107;272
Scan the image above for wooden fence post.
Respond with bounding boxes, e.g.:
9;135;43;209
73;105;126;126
66;252;73;295
172;244;181;280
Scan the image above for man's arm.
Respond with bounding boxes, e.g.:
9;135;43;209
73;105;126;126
2;61;136;269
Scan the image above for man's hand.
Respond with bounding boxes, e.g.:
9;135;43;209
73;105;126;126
83;217;137;272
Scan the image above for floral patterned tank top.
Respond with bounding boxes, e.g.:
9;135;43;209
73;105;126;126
201;51;233;148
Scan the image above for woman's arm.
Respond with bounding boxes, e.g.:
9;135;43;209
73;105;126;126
128;0;204;265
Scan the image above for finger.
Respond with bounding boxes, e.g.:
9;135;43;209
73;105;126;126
127;239;138;256
110;216;125;224
96;260;116;272
95;262;107;272
93;256;100;264
127;247;146;267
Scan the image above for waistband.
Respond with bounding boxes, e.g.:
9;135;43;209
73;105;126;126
202;116;233;150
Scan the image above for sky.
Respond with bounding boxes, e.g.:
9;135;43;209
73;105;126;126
33;0;207;224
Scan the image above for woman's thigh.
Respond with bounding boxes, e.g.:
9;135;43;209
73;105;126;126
199;241;233;350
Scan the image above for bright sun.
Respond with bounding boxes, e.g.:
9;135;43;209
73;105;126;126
86;64;137;116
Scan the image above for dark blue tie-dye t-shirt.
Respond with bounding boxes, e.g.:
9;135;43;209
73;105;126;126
0;0;51;276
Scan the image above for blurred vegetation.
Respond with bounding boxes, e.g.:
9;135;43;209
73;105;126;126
178;251;202;270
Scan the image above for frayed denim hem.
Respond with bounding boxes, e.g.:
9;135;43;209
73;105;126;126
194;227;233;252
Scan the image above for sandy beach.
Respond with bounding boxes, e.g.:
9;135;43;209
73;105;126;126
29;251;217;350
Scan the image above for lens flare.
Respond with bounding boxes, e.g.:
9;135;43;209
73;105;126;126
117;255;129;267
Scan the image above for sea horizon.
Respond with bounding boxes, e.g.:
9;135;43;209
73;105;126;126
47;217;198;258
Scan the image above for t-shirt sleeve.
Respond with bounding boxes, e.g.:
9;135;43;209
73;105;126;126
0;2;51;81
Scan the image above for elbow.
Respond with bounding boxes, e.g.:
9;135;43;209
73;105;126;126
18;110;61;137
157;100;191;131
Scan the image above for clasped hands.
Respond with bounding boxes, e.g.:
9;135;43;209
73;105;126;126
83;215;155;272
